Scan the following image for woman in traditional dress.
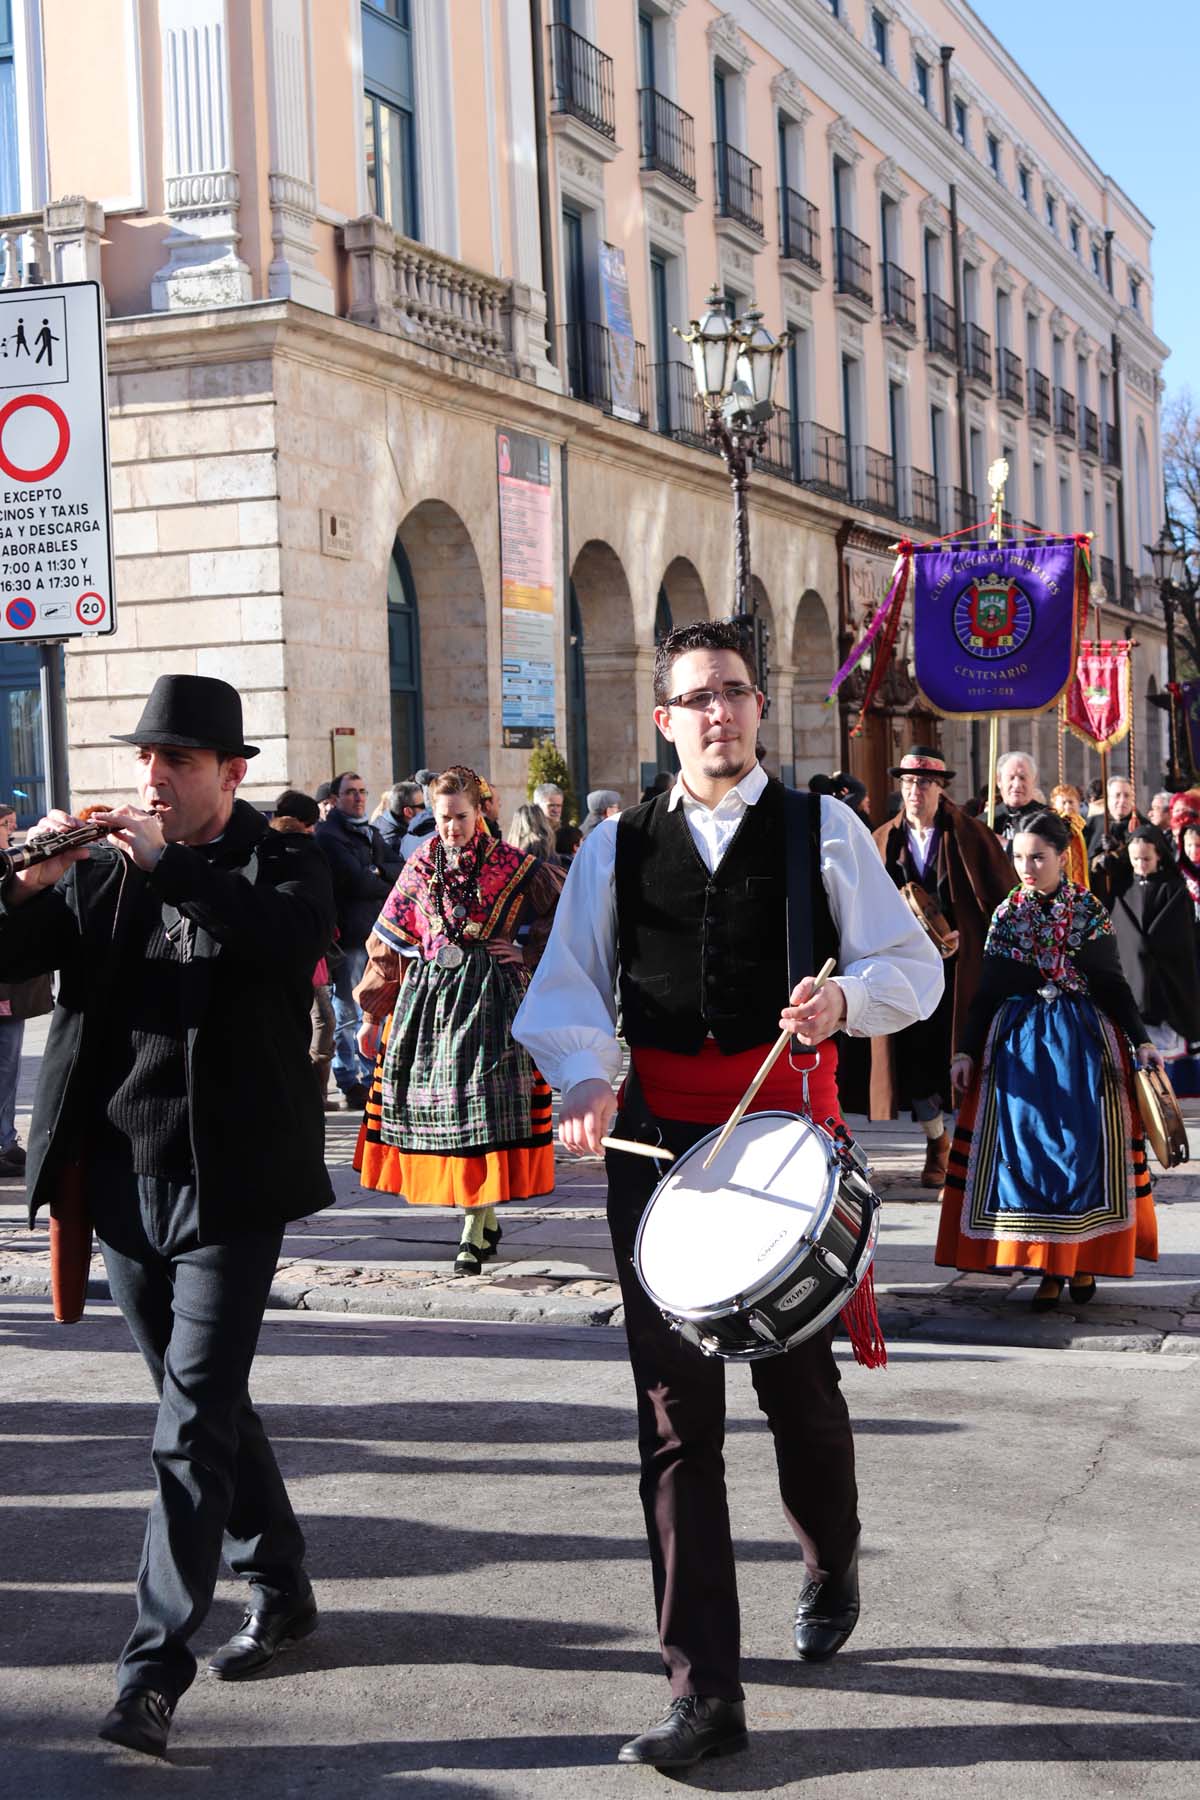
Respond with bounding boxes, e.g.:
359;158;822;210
1049;782;1091;891
1109;826;1200;1067
353;768;561;1275
937;809;1162;1311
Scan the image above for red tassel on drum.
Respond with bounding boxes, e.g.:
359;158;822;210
839;1266;887;1369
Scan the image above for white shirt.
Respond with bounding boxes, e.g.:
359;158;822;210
512;768;944;1095
905;818;938;878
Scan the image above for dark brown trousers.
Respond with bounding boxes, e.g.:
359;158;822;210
606;1112;860;1703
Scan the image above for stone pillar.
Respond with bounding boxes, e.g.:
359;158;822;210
264;0;332;312
45;197;105;287
151;0;252;311
342;217;399;333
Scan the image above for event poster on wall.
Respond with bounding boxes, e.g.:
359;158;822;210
497;428;556;749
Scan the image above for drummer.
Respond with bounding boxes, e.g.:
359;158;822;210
864;749;1014;1190
513;620;942;1773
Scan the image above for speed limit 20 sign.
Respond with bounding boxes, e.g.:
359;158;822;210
0;281;115;642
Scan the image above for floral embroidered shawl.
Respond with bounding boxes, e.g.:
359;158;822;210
984;880;1113;996
373;831;538;959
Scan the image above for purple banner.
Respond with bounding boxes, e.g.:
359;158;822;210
1180;680;1200;779
911;537;1081;719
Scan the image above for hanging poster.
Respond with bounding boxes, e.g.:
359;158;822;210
1064;640;1132;752
498;428;556;749
910;536;1086;719
1178;678;1200;779
599;243;640;424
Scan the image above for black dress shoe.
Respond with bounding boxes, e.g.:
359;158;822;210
794;1543;860;1661
481;1222;502;1259
616;1696;748;1768
97;1688;173;1758
207;1590;318;1680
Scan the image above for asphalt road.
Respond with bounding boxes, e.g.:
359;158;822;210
1;1295;1197;1798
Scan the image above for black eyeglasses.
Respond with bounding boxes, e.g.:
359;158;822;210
665;682;758;712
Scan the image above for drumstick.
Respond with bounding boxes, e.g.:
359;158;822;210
701;957;837;1171
599;1136;675;1163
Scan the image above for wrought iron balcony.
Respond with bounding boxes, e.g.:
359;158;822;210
1054;387;1076;438
714;140;764;236
638;89;696;193
1081;407;1100;456
941;485;980;533
1103;421;1120;467
562;320;649;425
834;227;872;307
907;468;941;535
1028;368;1051;423
1121;565;1136;605
550;24;616;140
649;359;712;448
965;322;992;386
997;347;1024;408
880;262;916;335
797;421;849;498
757;406;795;481
779;187;821;271
852;446;899;518
1100;555;1116;593
926;292;957;360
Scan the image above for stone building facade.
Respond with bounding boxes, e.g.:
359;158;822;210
0;0;1173;819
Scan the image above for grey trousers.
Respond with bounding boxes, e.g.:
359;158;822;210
91;1165;308;1701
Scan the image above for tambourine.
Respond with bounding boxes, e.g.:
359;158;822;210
1135;1064;1190;1171
900;882;959;960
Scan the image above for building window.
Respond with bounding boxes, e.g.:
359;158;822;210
1130;273;1142;313
1045;192;1057;232
362;0;418;239
388;536;425;778
1069;218;1080;257
914;56;930;108
827;0;840;16
0;0;17;214
1092;241;1103;280
871;10;888;65
953;97;967;145
1031;458;1046;528
1018;164;1031;209
987;133;1000;178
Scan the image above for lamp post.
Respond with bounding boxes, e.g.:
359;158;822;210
678;288;790;694
1148;523;1187;788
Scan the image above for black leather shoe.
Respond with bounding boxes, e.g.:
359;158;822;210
794;1543;860;1661
481;1222;502;1259
207;1590;317;1680
97;1688;173;1758
454;1244;483;1276
616;1696;748;1768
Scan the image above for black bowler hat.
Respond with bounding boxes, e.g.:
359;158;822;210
887;744;956;781
112;674;260;758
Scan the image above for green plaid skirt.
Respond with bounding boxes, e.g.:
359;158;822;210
379;950;536;1154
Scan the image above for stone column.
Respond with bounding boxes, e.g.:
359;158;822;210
45;197;105;287
151;0;252;310
264;0;332;311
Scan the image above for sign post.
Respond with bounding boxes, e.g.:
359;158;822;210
0;280;115;805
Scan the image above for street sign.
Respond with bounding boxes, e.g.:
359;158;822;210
0;281;115;642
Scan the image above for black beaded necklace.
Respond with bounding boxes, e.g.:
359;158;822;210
430;835;485;942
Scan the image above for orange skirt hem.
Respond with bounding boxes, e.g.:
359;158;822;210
353;1130;555;1209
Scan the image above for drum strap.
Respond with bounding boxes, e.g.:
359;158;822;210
783;788;815;1053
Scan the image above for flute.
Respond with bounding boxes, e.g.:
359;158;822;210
0;817;111;880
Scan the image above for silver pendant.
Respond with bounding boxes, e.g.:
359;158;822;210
452;903;467;920
435;942;465;970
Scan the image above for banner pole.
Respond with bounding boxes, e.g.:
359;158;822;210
1058;698;1066;787
984;457;1008;832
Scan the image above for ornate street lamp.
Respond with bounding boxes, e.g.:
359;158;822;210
1147;523;1187;788
678;288;790;695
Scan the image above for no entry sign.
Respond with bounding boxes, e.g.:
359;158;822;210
0;281;115;641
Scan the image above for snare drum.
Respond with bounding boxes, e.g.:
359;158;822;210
633;1110;879;1361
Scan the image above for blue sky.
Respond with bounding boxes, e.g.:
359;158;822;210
971;0;1199;400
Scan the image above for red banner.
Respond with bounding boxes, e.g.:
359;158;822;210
1064;640;1132;752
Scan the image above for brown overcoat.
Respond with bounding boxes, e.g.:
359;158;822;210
867;793;1015;1118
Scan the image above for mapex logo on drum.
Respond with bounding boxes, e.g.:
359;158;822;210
776;1276;820;1312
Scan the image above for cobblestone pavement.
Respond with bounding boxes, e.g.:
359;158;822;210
4;1019;1200;1355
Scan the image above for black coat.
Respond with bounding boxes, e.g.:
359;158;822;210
314;807;402;949
1110;870;1200;1043
0;799;336;1236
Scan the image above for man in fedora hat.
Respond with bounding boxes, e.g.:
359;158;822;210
0;674;335;1758
867;747;1013;1187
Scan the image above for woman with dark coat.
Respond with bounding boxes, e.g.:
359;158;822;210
1110;826;1200;1060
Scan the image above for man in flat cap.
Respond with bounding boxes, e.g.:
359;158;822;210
868;747;1013;1187
0;675;335;1758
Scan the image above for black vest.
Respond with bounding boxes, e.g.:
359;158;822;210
614;778;837;1056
